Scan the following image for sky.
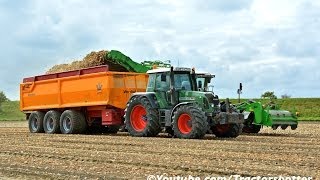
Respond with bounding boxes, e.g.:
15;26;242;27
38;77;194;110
0;0;319;100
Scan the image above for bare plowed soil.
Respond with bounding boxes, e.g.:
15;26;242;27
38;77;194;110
0;121;319;179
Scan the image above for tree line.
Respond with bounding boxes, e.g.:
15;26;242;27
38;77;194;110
0;91;8;111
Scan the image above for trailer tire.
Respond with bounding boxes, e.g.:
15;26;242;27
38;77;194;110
28;111;45;133
172;105;207;139
213;123;242;138
60;110;87;134
43;110;61;134
125;96;161;137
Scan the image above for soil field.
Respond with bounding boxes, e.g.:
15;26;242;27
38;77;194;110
0;121;319;180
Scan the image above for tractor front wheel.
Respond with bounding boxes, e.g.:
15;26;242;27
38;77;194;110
125;96;161;137
172;105;207;139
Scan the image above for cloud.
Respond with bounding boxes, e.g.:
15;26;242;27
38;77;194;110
0;0;319;100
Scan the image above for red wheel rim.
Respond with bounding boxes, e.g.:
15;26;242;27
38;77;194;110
130;105;147;132
178;113;192;134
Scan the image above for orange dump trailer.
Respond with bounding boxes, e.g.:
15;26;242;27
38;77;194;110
20;65;148;134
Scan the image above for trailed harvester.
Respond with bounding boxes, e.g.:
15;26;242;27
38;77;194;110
235;100;298;133
195;73;298;133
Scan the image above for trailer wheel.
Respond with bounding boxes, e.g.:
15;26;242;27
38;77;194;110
213;123;242;138
60;110;87;134
125;96;161;137
28;111;45;133
43;110;61;134
172;105;207;139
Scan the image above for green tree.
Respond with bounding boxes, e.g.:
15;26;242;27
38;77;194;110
0;91;8;112
261;91;277;100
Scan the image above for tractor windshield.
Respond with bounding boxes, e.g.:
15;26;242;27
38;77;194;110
174;73;192;91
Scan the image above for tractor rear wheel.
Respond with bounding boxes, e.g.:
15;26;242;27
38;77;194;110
213;123;242;138
43;110;61;134
172;105;207;139
28;111;45;133
60;110;87;134
125;96;161;137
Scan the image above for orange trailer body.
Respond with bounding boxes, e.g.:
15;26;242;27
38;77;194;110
20;65;148;127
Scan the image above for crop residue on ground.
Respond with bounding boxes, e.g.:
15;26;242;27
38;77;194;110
0;121;319;179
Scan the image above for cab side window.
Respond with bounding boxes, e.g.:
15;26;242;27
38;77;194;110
155;73;169;91
146;74;156;92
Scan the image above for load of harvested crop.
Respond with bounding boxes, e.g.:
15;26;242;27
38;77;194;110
46;50;108;74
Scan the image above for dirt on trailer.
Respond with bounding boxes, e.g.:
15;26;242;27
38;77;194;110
46;50;108;74
0;121;319;180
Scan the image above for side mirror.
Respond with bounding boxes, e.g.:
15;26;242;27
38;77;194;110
161;73;166;82
198;80;203;89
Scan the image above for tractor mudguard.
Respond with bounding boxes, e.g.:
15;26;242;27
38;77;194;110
170;102;194;120
129;92;159;109
166;102;197;127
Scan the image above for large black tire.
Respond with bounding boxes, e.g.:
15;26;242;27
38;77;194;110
124;96;161;137
43;110;61;134
213;123;242;138
172;105;208;139
60;110;87;134
28;111;45;133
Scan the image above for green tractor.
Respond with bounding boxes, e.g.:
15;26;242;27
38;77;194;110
124;67;244;139
195;73;298;133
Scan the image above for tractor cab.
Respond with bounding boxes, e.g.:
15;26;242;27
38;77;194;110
195;72;215;92
147;67;194;91
146;67;198;108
